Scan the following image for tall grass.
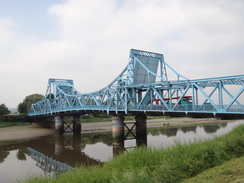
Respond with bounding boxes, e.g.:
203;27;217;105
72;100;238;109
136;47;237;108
23;125;244;183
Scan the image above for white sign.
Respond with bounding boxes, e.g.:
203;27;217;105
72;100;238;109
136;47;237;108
139;51;155;57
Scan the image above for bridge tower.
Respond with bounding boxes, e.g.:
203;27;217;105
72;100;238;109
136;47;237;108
44;79;82;135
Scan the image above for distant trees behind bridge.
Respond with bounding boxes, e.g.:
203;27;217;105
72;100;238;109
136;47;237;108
18;94;43;114
0;94;43;123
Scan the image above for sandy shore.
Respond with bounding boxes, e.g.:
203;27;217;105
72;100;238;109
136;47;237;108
0;118;235;141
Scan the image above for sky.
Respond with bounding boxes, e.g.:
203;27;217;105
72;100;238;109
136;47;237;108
0;0;244;108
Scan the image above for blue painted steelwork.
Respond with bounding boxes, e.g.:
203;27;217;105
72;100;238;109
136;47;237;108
28;49;244;118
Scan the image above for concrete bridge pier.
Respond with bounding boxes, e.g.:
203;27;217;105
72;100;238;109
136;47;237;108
55;116;64;135
112;115;125;157
135;113;147;147
112;115;124;156
112;115;124;144
73;115;81;135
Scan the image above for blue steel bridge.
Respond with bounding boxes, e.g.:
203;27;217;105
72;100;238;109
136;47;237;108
28;49;244;119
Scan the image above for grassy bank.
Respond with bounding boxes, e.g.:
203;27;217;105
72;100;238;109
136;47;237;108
23;124;244;183
0;121;31;127
183;156;244;183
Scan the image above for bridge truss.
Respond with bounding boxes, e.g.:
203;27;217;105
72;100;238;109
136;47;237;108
28;49;244;118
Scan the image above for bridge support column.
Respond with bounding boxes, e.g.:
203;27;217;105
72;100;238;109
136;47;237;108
55;116;64;135
73;115;81;135
112;115;124;156
135;113;147;147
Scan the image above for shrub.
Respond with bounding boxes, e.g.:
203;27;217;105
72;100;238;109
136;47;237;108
0;114;27;122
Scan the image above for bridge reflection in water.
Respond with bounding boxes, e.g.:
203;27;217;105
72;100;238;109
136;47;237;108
26;130;147;177
27;127;147;177
27;147;74;178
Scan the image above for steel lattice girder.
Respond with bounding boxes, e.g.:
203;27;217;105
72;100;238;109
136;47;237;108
28;49;244;117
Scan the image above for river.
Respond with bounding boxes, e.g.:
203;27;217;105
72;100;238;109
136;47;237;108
0;120;243;183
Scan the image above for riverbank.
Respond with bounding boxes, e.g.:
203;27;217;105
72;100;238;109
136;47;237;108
0;117;234;141
0;124;54;141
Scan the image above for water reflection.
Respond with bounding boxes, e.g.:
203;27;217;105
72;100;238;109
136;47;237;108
0;120;244;183
27;147;74;178
0;151;9;163
147;121;244;148
28;135;102;168
203;123;227;133
17;148;27;161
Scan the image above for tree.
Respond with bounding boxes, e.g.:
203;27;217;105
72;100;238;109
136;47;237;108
0;103;10;116
18;94;44;114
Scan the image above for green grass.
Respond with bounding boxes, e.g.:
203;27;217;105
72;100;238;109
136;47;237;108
23;124;244;183
183;156;244;183
0;121;31;127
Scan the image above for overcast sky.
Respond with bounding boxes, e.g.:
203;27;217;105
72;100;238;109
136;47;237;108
0;0;243;108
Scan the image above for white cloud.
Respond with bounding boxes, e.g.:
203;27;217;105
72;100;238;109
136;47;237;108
0;0;244;108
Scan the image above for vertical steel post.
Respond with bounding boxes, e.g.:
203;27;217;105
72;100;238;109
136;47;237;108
135;113;147;147
138;89;142;104
192;84;195;111
169;87;172;109
219;81;223;109
55;115;64;135
73;115;81;135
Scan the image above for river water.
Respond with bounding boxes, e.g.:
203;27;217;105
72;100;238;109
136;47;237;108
0;120;244;183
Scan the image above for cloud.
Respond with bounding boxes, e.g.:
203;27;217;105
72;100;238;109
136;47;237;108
0;0;244;108
48;0;244;78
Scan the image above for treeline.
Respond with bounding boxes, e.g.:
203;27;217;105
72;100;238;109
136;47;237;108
0;114;27;122
0;94;43;123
